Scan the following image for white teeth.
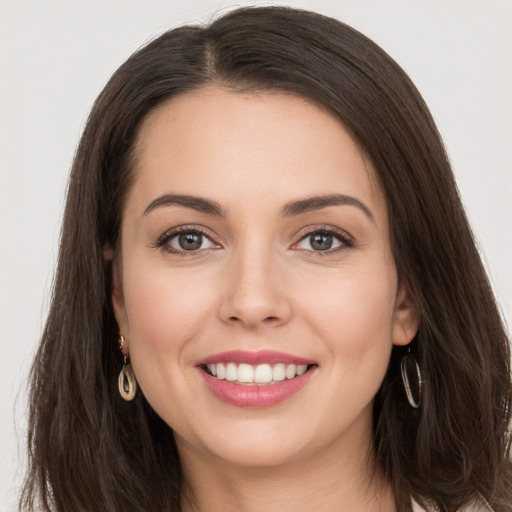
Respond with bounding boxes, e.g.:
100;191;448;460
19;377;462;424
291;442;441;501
285;364;297;379
216;363;226;380
254;364;273;383
237;363;254;383
297;365;307;376
226;362;238;381
207;362;310;384
272;363;286;381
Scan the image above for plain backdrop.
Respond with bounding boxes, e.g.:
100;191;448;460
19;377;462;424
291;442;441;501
1;1;511;510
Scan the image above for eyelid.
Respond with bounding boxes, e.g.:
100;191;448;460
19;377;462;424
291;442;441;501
290;224;354;252
152;223;353;255
154;224;221;254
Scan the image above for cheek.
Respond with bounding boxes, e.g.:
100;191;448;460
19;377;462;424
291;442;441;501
300;263;397;367
303;269;397;427
120;264;216;399
123;263;213;345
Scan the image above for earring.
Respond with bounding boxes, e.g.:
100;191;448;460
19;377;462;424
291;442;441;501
118;335;137;401
400;348;422;409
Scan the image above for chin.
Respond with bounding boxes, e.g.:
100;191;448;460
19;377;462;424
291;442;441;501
172;412;317;468
203;436;311;469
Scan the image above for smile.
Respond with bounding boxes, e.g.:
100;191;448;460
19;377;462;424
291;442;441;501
197;350;317;407
204;362;309;385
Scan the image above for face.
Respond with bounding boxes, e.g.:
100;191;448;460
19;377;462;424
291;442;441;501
112;87;418;470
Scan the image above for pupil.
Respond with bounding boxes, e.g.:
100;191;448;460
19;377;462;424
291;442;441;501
179;232;202;250
311;233;332;251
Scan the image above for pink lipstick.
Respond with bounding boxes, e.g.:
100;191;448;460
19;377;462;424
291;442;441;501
196;350;316;408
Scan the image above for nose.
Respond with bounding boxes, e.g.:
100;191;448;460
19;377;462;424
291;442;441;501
218;243;292;329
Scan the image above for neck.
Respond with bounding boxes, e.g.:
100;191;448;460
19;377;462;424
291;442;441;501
178;423;396;512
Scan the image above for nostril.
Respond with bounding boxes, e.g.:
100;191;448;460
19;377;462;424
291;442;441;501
227;315;279;324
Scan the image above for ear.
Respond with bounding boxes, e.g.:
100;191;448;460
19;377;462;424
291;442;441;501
392;282;419;346
109;253;130;352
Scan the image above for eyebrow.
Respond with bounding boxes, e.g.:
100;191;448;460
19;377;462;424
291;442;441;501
281;194;374;221
143;192;374;221
143;193;226;217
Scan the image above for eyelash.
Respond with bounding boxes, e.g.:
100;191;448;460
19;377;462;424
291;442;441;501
293;225;354;255
154;224;353;256
154;225;217;256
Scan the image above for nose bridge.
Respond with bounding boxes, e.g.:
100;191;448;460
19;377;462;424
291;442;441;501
219;232;291;328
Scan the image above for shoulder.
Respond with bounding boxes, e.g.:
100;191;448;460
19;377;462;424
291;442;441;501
412;496;494;512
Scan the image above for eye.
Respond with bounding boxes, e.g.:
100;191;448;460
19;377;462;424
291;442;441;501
298;232;341;251
172;231;211;251
293;227;353;253
157;227;218;253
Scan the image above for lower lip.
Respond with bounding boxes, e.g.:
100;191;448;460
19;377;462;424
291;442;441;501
199;367;315;408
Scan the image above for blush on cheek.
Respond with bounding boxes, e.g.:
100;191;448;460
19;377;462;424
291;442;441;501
123;273;207;347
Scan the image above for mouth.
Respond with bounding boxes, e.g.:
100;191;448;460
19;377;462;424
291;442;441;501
197;351;317;407
202;362;313;385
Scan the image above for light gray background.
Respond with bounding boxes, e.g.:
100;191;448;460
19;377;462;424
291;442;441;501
1;1;511;510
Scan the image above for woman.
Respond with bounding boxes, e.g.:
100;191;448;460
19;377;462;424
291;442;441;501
21;6;511;512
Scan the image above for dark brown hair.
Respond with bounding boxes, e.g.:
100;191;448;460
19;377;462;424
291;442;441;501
21;6;511;511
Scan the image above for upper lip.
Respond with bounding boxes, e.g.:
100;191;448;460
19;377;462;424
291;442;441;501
195;350;315;366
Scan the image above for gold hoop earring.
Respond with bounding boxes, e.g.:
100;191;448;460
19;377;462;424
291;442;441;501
118;335;137;401
400;349;422;409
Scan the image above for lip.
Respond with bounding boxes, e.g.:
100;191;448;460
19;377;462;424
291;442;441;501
195;350;315;366
196;350;317;408
199;367;315;408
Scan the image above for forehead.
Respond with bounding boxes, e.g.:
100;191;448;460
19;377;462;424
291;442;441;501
128;86;385;218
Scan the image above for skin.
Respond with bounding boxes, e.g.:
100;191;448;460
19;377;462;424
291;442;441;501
112;87;419;512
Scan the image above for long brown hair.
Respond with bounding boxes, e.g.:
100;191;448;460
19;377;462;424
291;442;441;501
21;6;512;511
